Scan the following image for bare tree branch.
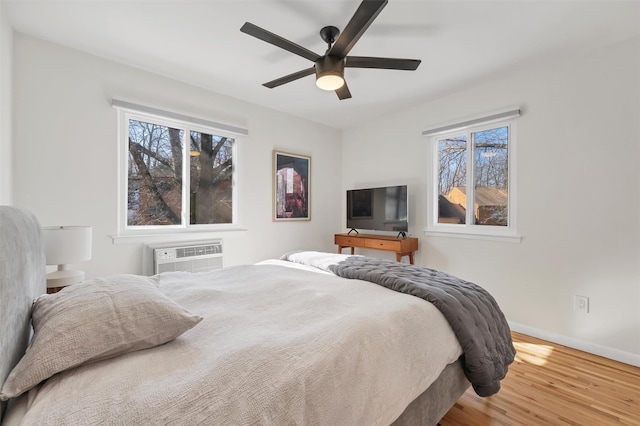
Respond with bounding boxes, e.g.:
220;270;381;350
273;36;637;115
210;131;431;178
129;143;181;224
169;128;182;181
129;138;173;170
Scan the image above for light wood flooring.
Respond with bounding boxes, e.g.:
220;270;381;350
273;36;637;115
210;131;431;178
439;332;640;425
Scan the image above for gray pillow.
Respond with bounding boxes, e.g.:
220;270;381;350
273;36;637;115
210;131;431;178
0;274;202;400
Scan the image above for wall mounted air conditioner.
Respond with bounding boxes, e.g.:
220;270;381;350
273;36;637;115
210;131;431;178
144;240;223;275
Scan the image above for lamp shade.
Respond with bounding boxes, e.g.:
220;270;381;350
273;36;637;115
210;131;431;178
42;226;92;265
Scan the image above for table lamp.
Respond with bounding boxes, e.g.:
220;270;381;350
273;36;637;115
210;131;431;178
42;226;92;289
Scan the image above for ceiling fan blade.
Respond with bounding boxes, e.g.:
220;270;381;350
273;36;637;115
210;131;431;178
345;56;421;70
328;0;388;58
263;67;316;88
241;22;321;62
336;82;352;100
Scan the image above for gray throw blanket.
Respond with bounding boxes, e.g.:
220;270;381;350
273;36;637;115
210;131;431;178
329;256;516;397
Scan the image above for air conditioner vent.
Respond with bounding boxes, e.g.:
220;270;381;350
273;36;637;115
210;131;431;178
175;244;221;258
147;240;223;275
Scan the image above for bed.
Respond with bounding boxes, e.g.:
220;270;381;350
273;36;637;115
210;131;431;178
0;206;515;425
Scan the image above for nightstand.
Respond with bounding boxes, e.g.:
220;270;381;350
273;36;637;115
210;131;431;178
47;286;66;294
47;283;82;294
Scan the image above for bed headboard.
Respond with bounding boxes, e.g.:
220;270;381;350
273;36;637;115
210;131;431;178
0;206;46;421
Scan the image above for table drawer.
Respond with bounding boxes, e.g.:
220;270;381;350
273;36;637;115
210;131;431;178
335;235;366;247
364;239;402;251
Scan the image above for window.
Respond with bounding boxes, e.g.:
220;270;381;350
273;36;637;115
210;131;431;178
425;109;519;241
115;102;245;237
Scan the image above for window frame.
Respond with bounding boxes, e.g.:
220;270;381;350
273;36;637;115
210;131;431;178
426;116;521;243
115;107;242;239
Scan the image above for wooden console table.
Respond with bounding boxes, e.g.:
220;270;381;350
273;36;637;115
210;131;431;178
334;233;419;264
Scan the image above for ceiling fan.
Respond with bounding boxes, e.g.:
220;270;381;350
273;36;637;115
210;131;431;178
240;0;421;100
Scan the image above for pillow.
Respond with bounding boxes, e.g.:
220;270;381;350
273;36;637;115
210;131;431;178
0;274;202;400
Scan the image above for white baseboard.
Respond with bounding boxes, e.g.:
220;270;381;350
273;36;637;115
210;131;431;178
508;321;640;367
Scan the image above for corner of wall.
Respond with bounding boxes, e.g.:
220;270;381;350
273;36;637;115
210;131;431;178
0;4;14;205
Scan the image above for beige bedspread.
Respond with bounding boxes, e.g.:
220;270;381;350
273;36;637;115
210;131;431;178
16;263;462;425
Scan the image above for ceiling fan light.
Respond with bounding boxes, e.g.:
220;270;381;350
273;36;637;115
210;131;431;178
316;73;344;91
315;56;345;91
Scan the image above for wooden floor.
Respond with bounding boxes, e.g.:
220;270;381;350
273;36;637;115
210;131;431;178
439;332;640;425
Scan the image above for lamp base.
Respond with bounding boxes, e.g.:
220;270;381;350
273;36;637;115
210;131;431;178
46;269;85;288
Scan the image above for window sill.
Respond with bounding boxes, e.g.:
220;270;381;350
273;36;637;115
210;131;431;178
424;229;522;243
110;228;248;245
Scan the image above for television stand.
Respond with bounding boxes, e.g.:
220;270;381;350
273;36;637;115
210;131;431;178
334;233;419;264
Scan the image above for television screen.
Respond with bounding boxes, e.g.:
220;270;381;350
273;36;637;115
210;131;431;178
346;185;408;232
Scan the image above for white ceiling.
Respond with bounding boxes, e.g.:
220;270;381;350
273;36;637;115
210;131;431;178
4;0;639;129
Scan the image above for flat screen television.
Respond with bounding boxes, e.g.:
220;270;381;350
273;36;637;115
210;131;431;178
346;185;408;234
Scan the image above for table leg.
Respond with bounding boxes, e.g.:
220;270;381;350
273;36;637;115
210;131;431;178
337;245;356;255
396;252;415;264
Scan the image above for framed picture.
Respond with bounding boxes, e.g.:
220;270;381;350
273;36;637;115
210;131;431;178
273;150;311;221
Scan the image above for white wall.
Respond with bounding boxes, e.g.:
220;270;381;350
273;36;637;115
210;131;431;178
342;36;640;363
12;34;342;277
0;4;12;205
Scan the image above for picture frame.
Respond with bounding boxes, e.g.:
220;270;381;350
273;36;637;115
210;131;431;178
273;150;311;221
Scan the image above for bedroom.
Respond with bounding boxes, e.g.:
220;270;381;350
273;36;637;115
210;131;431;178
0;0;638;424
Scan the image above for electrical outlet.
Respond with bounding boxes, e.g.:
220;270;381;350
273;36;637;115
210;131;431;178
574;295;589;313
